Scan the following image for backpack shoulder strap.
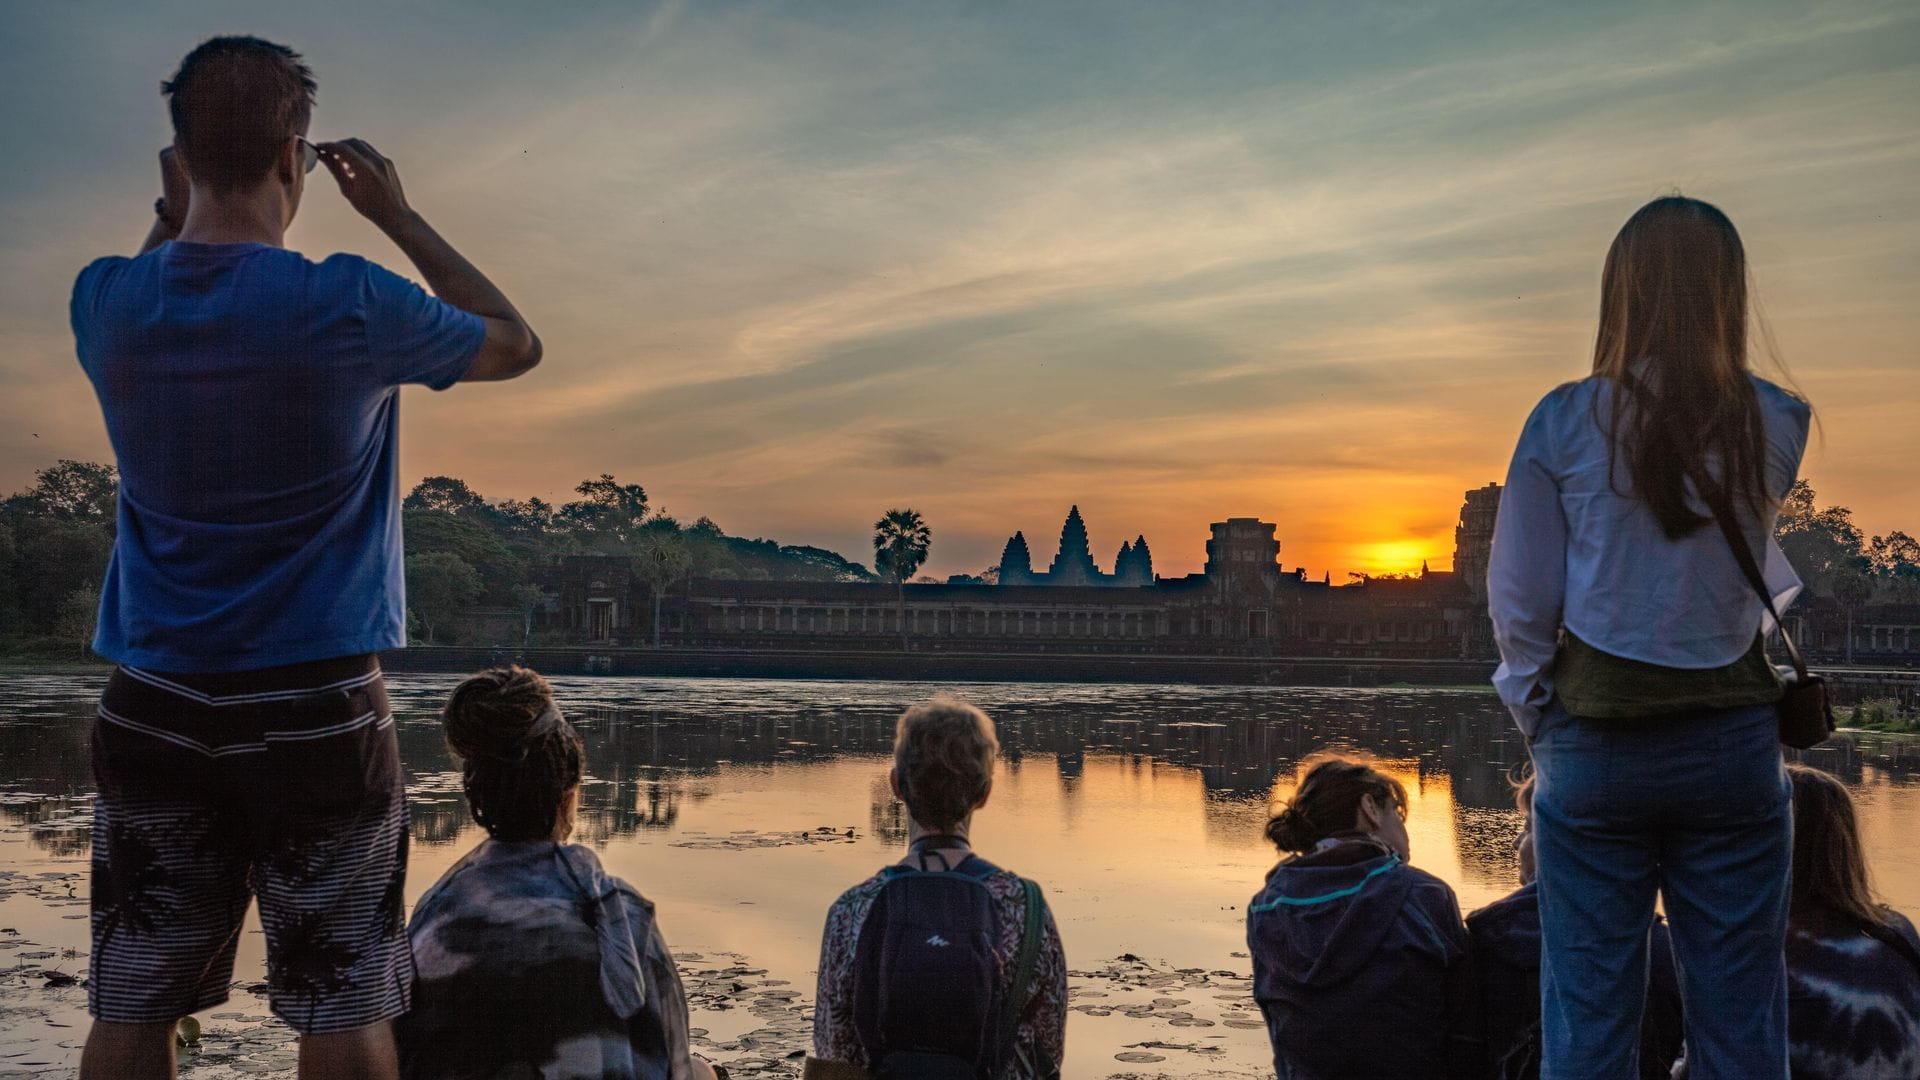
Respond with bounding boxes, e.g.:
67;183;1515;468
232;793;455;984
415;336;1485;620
990;878;1046;1065
949;853;1004;880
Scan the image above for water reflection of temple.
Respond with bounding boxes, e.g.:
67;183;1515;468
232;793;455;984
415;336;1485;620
868;775;908;846
381;689;1552;850
9;683;1920;867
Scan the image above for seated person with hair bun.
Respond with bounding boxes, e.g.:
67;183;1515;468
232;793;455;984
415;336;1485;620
399;666;723;1080
1247;752;1478;1080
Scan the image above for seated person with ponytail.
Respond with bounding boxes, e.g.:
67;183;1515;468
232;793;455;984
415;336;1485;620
1248;753;1478;1080
809;697;1066;1080
399;667;722;1080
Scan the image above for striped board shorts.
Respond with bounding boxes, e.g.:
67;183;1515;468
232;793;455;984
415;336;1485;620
89;654;413;1034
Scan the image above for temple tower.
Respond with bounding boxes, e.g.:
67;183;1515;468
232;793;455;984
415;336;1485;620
999;531;1035;586
1114;535;1154;585
1131;534;1153;584
1204;518;1280;577
1454;483;1501;602
1048;506;1099;585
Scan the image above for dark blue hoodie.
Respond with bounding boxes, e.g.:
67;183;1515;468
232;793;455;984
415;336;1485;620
1466;882;1684;1080
1247;835;1477;1080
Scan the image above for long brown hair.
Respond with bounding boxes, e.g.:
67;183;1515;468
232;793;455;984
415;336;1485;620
1787;763;1887;929
1266;752;1407;855
1592;196;1777;539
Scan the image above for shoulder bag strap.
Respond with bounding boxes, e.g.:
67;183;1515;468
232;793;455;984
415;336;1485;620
990;878;1046;1067
1700;481;1812;684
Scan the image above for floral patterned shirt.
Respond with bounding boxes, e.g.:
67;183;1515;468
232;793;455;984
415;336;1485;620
812;858;1067;1079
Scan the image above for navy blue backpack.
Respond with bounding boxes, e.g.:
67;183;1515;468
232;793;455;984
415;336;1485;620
851;842;1045;1080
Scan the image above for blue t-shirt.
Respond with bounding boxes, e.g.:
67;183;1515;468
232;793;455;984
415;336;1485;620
71;241;486;673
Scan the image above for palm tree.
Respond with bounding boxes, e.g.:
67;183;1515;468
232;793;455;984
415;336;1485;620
510;583;548;649
874;509;932;650
1833;565;1875;666
633;532;693;648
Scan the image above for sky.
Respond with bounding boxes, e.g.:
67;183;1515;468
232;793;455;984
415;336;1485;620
2;0;1916;580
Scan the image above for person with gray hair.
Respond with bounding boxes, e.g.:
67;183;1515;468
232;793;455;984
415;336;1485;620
809;696;1066;1080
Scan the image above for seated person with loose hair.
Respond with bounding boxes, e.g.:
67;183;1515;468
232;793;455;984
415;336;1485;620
399;667;721;1080
1780;763;1920;1080
1467;770;1683;1080
1247;753;1478;1079
809;696;1066;1080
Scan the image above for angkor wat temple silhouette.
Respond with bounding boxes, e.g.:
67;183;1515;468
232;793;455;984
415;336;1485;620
997;505;1152;587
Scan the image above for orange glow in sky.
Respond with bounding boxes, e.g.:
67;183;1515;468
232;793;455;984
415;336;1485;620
1351;538;1445;578
3;3;1915;580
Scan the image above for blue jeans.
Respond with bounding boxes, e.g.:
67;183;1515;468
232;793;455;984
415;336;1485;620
1530;700;1790;1080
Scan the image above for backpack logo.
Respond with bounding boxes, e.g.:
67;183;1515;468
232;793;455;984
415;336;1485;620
926;934;951;947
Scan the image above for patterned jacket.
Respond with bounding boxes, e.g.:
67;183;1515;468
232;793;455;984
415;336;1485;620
400;840;702;1080
1786;908;1920;1080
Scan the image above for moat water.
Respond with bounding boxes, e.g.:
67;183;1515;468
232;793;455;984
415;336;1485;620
3;674;1918;1077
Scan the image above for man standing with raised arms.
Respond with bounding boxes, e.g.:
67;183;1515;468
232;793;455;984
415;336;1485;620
72;36;541;1079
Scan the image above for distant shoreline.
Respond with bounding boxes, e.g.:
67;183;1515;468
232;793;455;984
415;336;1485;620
2;649;1508;689
381;645;1508;688
4;651;1913;718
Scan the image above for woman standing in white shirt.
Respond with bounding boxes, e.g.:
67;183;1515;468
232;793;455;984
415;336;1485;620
1488;196;1811;1080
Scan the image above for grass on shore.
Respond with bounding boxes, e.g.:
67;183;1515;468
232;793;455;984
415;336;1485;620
1842;698;1920;734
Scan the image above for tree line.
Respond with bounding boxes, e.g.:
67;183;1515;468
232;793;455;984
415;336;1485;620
0;462;876;653
396;474;882;645
1;460;1913;656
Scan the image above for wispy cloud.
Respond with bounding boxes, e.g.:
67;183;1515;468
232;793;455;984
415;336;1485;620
3;0;1916;577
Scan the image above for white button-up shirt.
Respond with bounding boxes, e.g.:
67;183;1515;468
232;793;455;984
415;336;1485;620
1488;374;1811;734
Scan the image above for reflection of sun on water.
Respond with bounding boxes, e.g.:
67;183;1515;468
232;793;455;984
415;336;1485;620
1852;769;1920;907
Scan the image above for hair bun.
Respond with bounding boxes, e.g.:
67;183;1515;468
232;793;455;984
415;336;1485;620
442;666;555;763
1264;753;1407;855
1265;806;1316;854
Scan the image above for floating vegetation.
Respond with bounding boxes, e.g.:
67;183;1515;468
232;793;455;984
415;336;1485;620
0;869;85;905
680;951;811;1077
1067;954;1269;1071
671;826;858;851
